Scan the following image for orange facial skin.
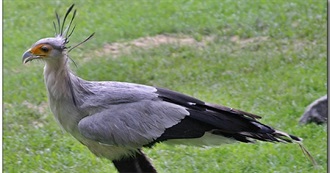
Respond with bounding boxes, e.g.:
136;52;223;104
30;44;53;57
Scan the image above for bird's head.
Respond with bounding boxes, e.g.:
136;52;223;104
22;4;94;64
22;37;67;64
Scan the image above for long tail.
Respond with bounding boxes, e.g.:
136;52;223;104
206;103;317;166
297;141;318;166
270;130;317;166
155;88;317;166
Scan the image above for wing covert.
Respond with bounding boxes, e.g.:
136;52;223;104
78;100;189;147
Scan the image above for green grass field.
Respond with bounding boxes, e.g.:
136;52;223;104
3;0;326;172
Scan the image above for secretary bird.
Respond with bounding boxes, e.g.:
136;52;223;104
22;4;314;173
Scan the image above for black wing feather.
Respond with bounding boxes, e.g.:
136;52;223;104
154;87;299;144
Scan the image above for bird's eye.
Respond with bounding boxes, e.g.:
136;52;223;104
40;46;50;53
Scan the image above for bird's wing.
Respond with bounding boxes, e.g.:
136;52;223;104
78;82;301;148
155;87;301;143
78;99;189;147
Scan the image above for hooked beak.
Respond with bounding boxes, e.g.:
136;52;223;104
22;49;38;64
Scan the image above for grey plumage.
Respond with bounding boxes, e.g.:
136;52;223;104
22;4;315;173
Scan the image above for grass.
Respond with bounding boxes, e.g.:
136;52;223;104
3;0;326;173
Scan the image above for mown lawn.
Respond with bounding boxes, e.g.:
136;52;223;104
3;0;326;173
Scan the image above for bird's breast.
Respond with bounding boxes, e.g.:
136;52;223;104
48;96;82;134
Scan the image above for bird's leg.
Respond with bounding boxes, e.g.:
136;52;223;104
112;150;157;173
135;150;157;173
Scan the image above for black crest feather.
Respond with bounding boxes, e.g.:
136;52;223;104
52;4;94;51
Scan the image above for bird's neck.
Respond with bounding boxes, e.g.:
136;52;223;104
43;57;88;134
44;57;74;100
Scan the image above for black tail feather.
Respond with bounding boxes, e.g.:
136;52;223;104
156;86;302;144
